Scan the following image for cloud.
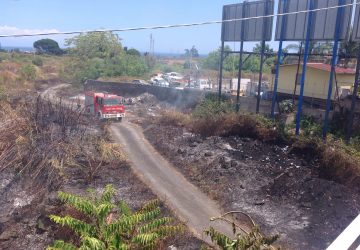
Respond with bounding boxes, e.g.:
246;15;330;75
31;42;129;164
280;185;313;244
0;25;60;36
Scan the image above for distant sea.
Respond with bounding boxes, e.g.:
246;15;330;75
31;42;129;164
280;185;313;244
0;47;207;57
154;52;206;58
1;46;34;52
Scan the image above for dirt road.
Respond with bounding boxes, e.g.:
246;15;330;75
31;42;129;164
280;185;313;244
41;83;71;99
43;84;246;244
110;122;239;244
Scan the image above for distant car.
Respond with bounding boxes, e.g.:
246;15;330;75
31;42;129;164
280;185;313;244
154;79;169;87
132;79;148;85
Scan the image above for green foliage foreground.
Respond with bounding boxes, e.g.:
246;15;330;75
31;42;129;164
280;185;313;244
205;212;279;250
48;185;183;250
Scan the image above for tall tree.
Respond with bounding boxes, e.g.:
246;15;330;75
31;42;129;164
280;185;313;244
33;39;63;55
65;32;122;59
126;48;141;57
184;45;199;58
201;45;235;71
253;43;274;54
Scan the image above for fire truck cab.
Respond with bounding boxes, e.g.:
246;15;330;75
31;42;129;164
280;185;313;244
85;92;125;121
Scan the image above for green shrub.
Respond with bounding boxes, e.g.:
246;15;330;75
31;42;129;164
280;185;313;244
278;99;295;114
48;185;183;250
62;54;149;84
32;57;43;66
192;96;233;119
19;64;37;81
299;115;322;136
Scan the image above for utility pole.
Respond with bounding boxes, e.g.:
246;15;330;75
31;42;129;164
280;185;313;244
150;34;155;56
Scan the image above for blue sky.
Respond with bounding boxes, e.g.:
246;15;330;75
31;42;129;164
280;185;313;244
0;0;283;54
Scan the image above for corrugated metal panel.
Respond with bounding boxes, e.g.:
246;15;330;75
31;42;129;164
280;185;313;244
222;4;243;41
222;0;274;42
275;0;352;41
352;0;360;41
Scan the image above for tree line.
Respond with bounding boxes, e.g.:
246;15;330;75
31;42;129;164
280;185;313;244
32;34;153;84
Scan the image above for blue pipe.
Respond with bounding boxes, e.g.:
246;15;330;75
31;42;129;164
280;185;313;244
271;0;288;118
322;0;345;139
295;0;314;135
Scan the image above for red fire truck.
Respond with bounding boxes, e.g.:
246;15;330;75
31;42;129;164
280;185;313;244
85;92;125;121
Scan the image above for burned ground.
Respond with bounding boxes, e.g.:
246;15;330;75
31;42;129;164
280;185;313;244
124;93;360;250
0;94;204;250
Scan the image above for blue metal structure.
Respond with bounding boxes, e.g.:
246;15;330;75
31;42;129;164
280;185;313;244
218;7;225;101
256;0;271;114
346;47;360;143
236;3;246;112
220;0;274;103
236;41;244;112
322;0;345;139
271;0;288;118
295;0;314;135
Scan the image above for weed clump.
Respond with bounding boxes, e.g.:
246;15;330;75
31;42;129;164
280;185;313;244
187;97;279;142
190;113;278;142
158;110;190;127
32;57;43;67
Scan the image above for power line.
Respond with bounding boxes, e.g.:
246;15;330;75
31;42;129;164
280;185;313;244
0;1;358;38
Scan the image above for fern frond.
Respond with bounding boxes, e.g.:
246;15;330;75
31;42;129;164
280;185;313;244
119;208;161;228
156;225;184;237
205;227;233;249
138;217;172;233
141;199;159;212
136;208;161;222
105;208;162;237
58;191;95;216
50;215;96;237
119;200;132;216
79;236;106;250
107;243;130;250
100;184;115;203
132;232;159;246
47;240;77;250
96;203;114;223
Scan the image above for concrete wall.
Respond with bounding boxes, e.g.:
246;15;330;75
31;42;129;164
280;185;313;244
278;65;355;100
84;79;359;121
85;80;206;109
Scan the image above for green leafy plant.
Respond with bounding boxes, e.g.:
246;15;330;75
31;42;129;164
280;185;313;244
192;95;233;119
48;185;183;250
204;211;279;250
19;64;37;81
299;115;322;136
278;100;295;114
32;57;43;66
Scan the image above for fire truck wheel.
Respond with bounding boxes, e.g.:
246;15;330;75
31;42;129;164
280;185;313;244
116;117;123;123
98;112;104;121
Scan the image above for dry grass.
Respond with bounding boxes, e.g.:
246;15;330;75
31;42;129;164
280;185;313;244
189;113;279;142
0;96;127;186
157;105;360;190
158;110;191;127
288;136;360;190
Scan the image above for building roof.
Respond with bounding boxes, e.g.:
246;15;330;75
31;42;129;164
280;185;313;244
281;63;355;74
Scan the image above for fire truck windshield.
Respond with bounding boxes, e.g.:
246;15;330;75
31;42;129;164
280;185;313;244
103;98;121;106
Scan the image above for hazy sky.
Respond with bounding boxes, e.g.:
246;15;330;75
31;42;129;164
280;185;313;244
0;0;285;54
